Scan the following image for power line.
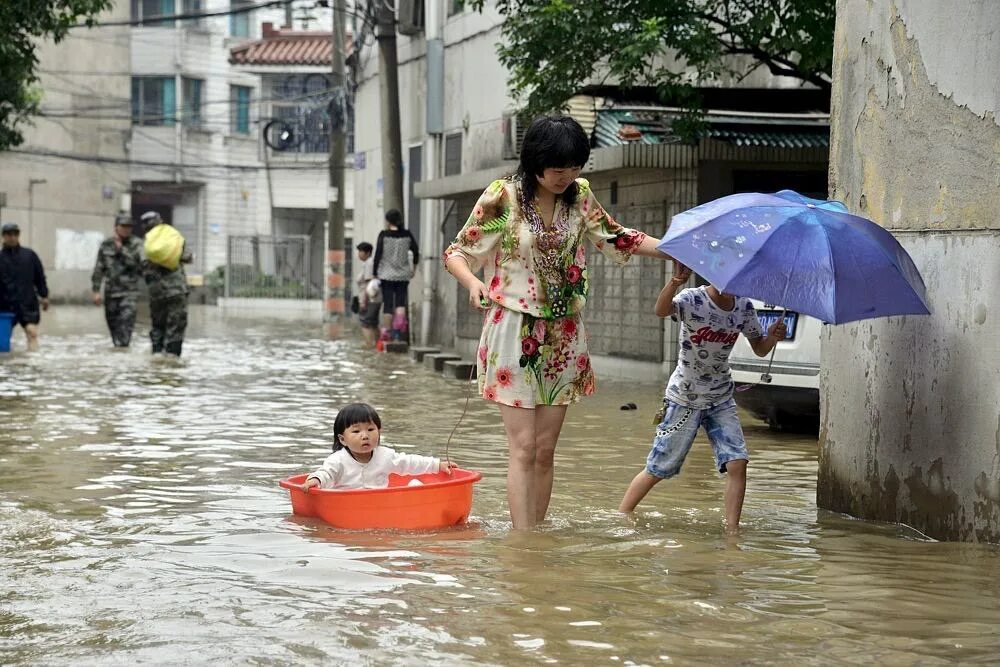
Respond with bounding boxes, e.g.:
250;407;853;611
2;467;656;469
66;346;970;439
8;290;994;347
39;82;342;119
73;0;368;29
73;0;293;29
8;147;330;172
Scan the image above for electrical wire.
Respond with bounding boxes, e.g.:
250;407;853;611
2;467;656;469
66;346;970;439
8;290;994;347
73;0;294;28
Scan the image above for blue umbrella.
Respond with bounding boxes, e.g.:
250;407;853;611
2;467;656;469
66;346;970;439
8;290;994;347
657;190;930;324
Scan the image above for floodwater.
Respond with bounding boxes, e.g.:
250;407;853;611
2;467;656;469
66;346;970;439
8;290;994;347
2;306;998;665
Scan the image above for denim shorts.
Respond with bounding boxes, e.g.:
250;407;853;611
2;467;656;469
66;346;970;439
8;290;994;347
645;398;749;479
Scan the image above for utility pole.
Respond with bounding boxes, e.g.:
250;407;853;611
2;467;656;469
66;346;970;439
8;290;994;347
324;0;348;326
375;0;404;215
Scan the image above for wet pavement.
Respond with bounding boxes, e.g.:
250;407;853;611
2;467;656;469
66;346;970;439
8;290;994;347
2;306;998;664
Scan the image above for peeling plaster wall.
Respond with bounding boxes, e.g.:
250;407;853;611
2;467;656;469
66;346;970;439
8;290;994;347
821;1;1000;541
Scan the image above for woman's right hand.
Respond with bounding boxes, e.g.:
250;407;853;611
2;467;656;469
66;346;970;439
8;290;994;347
467;279;490;310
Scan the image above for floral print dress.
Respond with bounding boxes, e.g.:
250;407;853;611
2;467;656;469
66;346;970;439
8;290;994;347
444;177;646;408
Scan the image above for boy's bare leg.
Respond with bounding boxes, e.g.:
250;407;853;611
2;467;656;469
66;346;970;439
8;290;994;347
618;471;663;512
723;459;748;534
25;324;39;352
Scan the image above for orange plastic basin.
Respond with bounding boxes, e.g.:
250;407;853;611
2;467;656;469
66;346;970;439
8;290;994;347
279;468;483;530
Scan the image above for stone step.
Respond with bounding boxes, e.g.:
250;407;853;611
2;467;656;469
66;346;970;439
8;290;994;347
424;352;462;372
409;346;441;363
443;359;477;380
383;341;409;354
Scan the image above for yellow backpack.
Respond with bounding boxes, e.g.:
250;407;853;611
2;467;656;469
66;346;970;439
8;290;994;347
144;224;184;270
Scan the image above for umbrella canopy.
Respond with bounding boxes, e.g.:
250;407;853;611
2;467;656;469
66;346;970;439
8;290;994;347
658;190;930;324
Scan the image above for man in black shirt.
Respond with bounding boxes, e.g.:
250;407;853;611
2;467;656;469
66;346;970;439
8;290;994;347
0;223;49;351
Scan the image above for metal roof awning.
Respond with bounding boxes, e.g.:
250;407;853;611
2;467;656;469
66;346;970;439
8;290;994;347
594;106;829;149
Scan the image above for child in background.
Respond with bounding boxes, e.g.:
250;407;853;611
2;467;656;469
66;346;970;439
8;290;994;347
302;403;455;490
618;263;786;533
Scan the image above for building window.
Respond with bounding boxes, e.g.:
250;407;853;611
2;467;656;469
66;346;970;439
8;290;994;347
230;0;252;37
231;85;251;134
131;0;174;26
447;0;463;17
182;77;203;127
131;77;176;126
444;132;462;176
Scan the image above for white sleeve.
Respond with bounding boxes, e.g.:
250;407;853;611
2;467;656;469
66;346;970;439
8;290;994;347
388;450;440;476
307;453;343;488
742;300;764;339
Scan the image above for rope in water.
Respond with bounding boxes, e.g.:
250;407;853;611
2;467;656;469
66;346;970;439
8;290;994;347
443;360;477;466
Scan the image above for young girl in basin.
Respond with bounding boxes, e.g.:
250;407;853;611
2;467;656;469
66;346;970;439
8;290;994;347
302;403;455;490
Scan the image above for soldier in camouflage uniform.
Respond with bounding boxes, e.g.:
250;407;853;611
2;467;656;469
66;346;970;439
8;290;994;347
140;211;192;357
91;214;144;347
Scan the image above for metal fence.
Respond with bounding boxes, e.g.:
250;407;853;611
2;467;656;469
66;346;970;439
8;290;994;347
225;234;314;299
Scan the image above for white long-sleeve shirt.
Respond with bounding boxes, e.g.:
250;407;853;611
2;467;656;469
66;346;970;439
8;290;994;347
306;446;441;489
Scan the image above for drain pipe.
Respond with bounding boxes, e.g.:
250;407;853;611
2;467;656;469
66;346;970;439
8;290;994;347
420;0;445;346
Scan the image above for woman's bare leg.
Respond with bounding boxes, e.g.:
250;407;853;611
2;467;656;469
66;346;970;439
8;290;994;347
532;405;567;522
499;404;538;529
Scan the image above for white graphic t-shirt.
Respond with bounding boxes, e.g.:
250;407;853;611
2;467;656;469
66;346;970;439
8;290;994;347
665;286;764;409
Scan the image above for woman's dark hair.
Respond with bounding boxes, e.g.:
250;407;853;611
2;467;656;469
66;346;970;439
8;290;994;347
517;115;591;205
333;402;382;452
384;209;404;229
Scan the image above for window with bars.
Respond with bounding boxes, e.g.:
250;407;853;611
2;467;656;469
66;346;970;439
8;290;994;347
131;77;176;126
182;78;203;127
231;85;251;134
271;106;330;153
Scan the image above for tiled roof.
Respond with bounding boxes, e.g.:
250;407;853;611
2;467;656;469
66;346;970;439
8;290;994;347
230;32;336;67
593;108;829;149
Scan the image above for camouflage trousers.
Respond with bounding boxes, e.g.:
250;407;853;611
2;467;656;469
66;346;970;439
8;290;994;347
104;295;138;347
149;294;188;356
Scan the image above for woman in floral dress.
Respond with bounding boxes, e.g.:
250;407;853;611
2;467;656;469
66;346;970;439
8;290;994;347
444;115;674;528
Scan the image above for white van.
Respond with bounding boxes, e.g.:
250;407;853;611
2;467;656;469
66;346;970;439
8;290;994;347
730;301;821;430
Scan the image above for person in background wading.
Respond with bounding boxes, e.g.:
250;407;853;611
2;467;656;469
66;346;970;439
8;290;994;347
0;222;49;352
141;211;192;357
91;213;143;348
355;242;381;348
372;209;419;341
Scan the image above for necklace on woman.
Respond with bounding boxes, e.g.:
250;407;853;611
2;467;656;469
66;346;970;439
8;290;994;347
520;185;573;317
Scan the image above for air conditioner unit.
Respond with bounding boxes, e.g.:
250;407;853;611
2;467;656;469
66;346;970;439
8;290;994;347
397;0;424;35
502;112;530;160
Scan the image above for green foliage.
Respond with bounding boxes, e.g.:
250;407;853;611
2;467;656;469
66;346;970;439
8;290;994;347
467;0;834;125
0;0;112;150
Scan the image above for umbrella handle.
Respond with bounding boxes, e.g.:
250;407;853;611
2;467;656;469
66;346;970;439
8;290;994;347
759;308;786;384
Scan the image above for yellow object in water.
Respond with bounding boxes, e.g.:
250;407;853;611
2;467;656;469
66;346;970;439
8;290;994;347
144;224;184;270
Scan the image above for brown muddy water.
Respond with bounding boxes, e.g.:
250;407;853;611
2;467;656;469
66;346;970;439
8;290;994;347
1;306;998;665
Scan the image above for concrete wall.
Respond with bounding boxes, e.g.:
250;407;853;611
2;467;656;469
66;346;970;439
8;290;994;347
820;0;1000;541
0;3;131;302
